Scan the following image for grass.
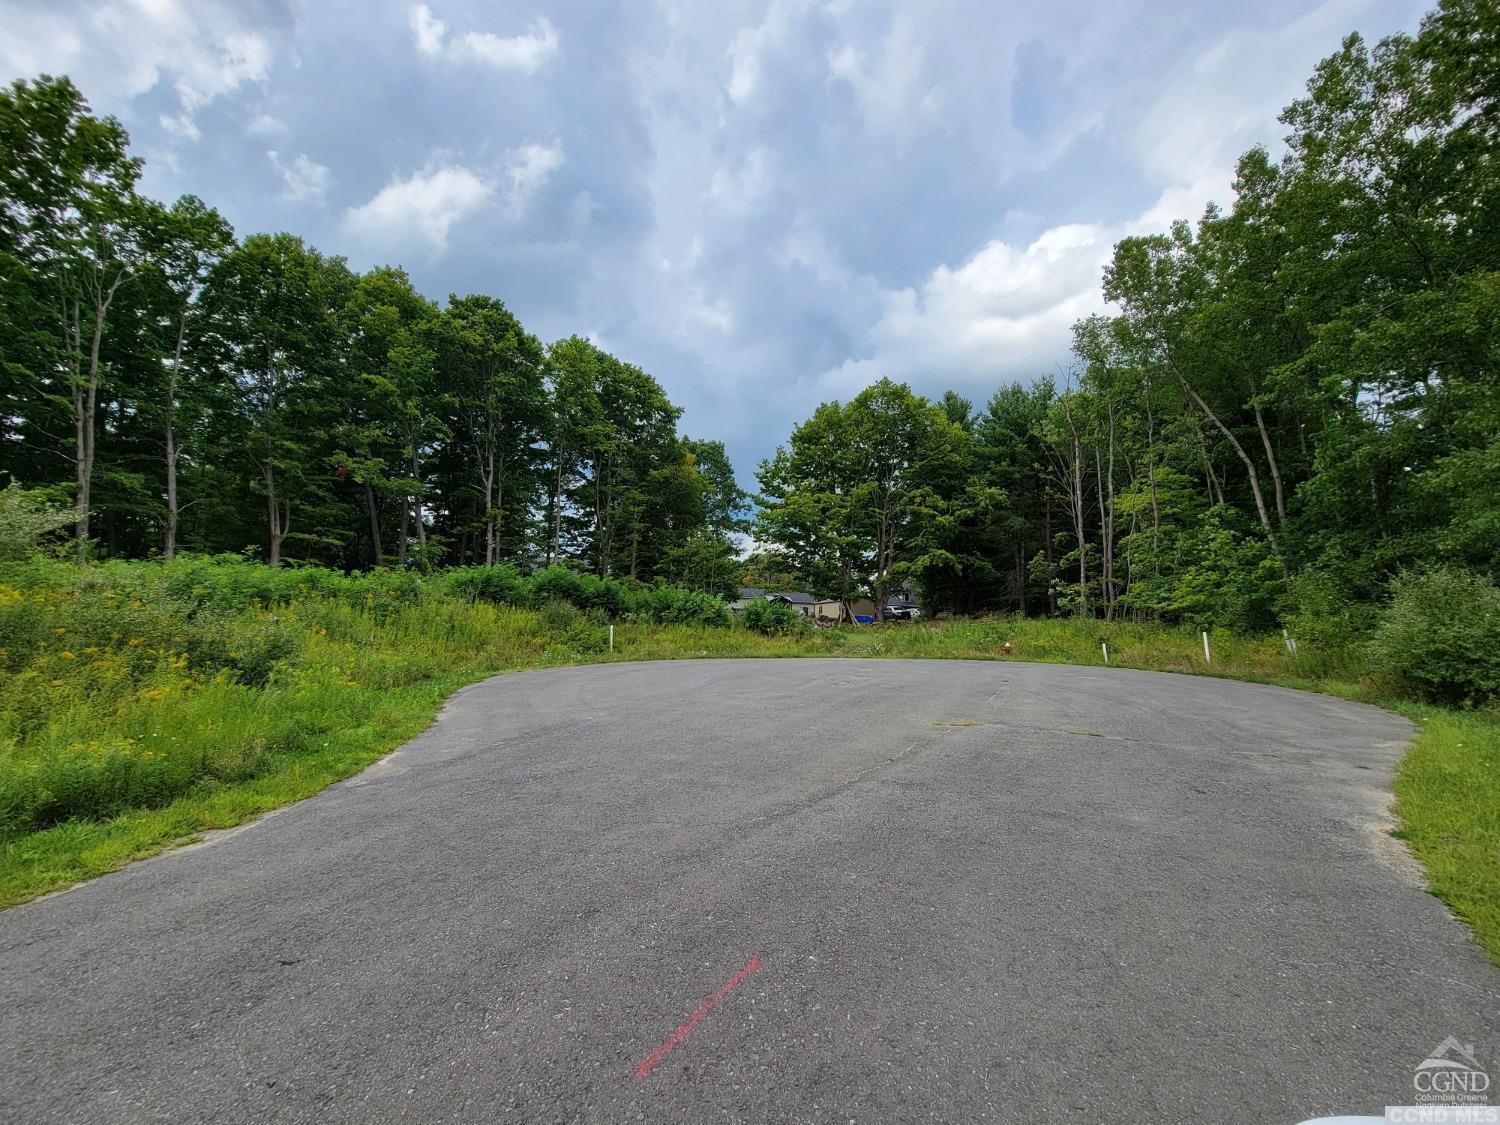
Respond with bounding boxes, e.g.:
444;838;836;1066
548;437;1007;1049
0;556;1494;965
1391;706;1500;962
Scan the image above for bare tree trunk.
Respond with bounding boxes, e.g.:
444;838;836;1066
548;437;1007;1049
265;462;288;566
72;358;90;564
412;450;427;552
1015;542;1027;615
1192;414;1225;507
481;435;496;566
493;452;504;564
364;481;383;567
397;495;409;565
163;313;187;561
1061;394;1088;617
1043;493;1057;615
1097;403;1117;621
549;460;563;565
1164;348;1280;557
1248;375;1287;525
1144;376;1160;565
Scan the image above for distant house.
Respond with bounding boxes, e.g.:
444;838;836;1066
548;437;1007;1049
731;587;820;617
814;594;922;622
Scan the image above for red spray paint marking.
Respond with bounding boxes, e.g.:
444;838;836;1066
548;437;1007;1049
633;956;764;1081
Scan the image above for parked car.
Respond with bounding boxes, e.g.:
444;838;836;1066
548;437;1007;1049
884;604;921;621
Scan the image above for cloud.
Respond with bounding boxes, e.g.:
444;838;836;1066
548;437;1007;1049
501;141;565;217
407;5;558;73
344;165;492;252
0;1;281;142
813;222;1111;398
246;112;288;138
1134;0;1374;188
268;150;331;203
724;1;805;105
825;12;940;135
706;147;774;217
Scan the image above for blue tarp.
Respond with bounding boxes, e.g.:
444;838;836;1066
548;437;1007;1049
853;614;874;624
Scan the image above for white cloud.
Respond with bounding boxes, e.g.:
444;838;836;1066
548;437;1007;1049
706;147;774;217
268;150;331;203
725;0;805;105
808;220;1109;398
1134;0;1372;188
501;141;564;217
407;5;558;73
0;1;278;142
344;165;492;251
825;10;940;134
246;112;288;138
409;3;447;57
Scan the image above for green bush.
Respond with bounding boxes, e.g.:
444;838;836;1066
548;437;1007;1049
436;564;529;606
742;598;807;635
0;483;72;561
1281;569;1378;651
435;563;729;625
538;599;582;633
1368;567;1500;706
630;584;731;626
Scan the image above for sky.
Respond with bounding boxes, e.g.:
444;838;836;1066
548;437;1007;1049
0;0;1430;489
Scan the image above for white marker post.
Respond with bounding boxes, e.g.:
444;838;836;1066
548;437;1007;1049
609;624;615;652
1283;628;1297;655
1202;630;1211;664
1101;642;1109;664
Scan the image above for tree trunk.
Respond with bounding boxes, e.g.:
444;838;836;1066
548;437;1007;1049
364;481;383;567
1061;394;1088;617
1043;493;1057;615
1248;375;1287;525
549;460;563;565
163;312;187;561
1165;348;1280;557
397;496;409;565
1143;377;1160;566
265;462;288;566
1104;404;1117;620
1015;542;1027;615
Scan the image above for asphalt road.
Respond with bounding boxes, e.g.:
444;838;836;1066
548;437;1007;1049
2;659;1497;1124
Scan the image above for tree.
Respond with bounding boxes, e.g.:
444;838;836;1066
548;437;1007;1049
137;195;234;559
201;233;353;565
757;379;966;620
433;297;544;566
0;76;147;562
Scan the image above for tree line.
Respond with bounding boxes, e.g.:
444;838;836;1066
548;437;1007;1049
0;76;748;591
755;0;1496;630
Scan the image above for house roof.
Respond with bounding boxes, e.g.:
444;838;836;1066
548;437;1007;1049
738;586;816;605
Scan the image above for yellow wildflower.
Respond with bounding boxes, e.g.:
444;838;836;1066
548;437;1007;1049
59;651;76;660
128;637;143;646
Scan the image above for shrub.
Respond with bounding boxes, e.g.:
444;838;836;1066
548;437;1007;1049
528;565;629;615
1281;569;1378;651
0;484;72;561
1368;567;1500;706
436;564;528;606
538;599;582;633
742;598;806;635
630;584;731;626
